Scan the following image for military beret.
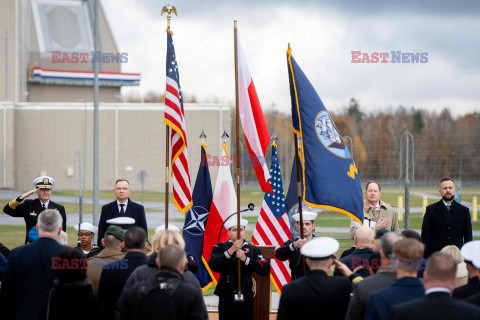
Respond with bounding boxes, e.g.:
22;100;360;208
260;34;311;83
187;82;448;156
105;225;124;241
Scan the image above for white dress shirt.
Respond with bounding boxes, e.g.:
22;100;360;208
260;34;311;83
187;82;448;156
117;199;128;213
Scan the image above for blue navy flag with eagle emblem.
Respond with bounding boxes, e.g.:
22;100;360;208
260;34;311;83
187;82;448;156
286;48;363;224
183;143;213;289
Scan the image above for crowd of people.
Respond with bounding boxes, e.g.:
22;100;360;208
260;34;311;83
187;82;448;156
0;176;478;320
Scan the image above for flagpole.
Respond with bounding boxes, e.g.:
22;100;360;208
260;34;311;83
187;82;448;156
288;43;306;274
162;4;178;230
233;20;243;301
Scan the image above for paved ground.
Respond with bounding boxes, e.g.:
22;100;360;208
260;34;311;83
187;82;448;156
203;293;280;311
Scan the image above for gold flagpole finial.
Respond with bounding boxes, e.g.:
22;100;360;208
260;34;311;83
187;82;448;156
161;4;178;28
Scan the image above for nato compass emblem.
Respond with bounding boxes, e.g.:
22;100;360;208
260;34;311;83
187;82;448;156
315;111;350;158
183;206;209;235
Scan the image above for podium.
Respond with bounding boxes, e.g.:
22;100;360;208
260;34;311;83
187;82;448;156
253;245;276;320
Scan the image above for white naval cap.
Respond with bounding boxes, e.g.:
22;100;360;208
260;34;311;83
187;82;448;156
224;215;248;230
461;240;480;264
33;176;55;189
106;217;135;229
292;206;317;222
74;222;98;234
472;255;480;269
155;224;180;234
301;237;339;260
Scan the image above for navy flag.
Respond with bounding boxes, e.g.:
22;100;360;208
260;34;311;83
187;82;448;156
286;48;363;224
182;143;213;289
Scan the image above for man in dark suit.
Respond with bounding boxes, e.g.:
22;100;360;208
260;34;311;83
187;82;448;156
421;178;472;258
453;240;480;299
345;232;403;320
388;252;480;320
3;176;66;244
334;226;378;278
365;238;425;320
98;226;147;320
97;179;148;247
277;237;351;320
0;209;65;320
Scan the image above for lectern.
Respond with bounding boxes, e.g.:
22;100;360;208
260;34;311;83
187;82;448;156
253;245;276;320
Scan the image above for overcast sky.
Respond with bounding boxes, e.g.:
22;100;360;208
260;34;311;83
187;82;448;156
101;0;480;116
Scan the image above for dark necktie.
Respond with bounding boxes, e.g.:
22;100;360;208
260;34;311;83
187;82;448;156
42;203;46;210
446;205;451;213
119;204;125;216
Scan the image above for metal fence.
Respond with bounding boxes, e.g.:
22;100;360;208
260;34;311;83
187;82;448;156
1;130;479;250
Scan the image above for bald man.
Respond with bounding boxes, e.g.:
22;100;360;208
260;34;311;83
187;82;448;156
334;226;379;278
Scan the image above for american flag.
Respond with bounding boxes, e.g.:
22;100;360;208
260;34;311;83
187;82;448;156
252;143;292;292
164;30;192;214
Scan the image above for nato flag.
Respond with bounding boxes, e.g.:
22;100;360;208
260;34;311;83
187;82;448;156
183;144;213;288
286;48;363;223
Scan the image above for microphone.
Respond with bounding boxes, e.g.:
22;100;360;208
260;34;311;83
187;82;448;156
217;204;255;243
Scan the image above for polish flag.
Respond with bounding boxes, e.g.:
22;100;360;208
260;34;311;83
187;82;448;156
237;31;273;194
202;146;237;283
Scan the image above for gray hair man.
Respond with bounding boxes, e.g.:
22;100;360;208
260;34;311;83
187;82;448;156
334;226;377;278
0;209;65;319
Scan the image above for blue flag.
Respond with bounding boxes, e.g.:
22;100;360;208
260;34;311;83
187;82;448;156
286;49;363;223
183;144;213;289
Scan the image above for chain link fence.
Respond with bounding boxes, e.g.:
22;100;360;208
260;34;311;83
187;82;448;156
1;128;479;251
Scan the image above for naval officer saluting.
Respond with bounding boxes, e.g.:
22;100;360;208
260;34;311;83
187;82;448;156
277;237;352;320
3;176;66;243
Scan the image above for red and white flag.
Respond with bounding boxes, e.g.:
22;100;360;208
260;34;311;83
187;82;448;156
237;31;273;194
202;145;237;282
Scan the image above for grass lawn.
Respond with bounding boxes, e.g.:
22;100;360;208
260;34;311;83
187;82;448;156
1;187;478;295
